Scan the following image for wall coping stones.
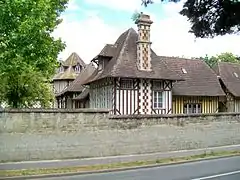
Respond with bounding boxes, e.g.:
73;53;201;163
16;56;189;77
109;112;240;119
1;108;240;118
0;108;110;113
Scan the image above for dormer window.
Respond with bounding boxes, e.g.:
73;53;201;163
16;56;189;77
98;61;103;71
59;66;64;73
234;72;238;78
181;68;187;74
75;65;81;73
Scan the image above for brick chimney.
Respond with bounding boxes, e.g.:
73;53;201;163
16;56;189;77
135;12;153;71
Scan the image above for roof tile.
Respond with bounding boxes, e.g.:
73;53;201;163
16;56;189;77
163;57;225;96
84;28;183;84
56;63;96;96
215;62;240;97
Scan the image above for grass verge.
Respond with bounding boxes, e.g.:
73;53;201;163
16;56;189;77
1;150;240;178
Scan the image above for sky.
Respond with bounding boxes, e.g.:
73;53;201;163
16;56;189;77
53;0;240;63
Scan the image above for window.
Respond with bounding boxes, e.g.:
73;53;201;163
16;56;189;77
153;91;163;109
98;60;103;71
181;68;187;74
59;66;64;73
120;79;133;89
234;72;238;78
184;103;202;114
152;80;163;90
75;65;81;73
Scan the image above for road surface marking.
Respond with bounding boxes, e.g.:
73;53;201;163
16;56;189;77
191;170;240;180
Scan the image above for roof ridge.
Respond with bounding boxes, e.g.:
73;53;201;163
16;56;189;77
56;63;96;96
200;58;221;78
63;52;86;67
105;28;132;76
218;61;240;78
211;62;220;76
69;63;95;86
219;61;240;65
112;29;132;73
159;55;201;61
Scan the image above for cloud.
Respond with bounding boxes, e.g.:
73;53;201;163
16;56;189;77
54;1;240;63
53;13;127;62
84;0;142;12
150;2;240;58
66;0;81;11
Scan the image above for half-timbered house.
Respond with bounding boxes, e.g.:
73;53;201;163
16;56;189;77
163;57;226;114
83;13;184;115
55;63;95;108
213;62;240;112
52;52;86;94
52;52;86;107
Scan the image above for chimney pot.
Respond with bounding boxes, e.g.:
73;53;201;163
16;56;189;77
135;13;153;25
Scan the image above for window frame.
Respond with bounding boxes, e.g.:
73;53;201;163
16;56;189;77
153;91;164;109
75;65;81;73
181;68;187;74
120;79;134;89
233;72;239;78
59;66;64;73
98;60;103;71
183;103;202;114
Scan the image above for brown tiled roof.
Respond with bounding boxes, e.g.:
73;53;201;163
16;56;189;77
214;62;240;97
99;44;117;57
62;52;86;67
163;57;225;96
92;44;117;62
83;28;183;85
55;63;96;96
73;88;89;100
53;52;86;81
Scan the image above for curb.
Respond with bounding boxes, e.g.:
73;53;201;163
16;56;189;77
1;154;239;180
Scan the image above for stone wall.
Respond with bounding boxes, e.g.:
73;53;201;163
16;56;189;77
0;109;240;162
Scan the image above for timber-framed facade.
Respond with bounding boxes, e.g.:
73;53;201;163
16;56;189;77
83;13;183;115
54;62;95;109
52;52;86;108
81;13;226;115
88;77;174;115
162;56;226;115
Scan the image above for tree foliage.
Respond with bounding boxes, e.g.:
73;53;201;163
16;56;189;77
200;52;240;67
141;0;240;38
0;0;68;108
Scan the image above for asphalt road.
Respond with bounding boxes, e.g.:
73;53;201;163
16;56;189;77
32;156;240;180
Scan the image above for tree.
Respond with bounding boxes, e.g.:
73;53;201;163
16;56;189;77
141;0;240;38
200;52;240;67
0;0;68;108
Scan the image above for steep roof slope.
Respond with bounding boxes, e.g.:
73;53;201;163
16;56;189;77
62;52;86;67
98;44;117;57
163;57;225;96
56;63;96;96
52;66;77;80
84;28;183;84
214;62;240;97
73;88;90;100
53;52;86;81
